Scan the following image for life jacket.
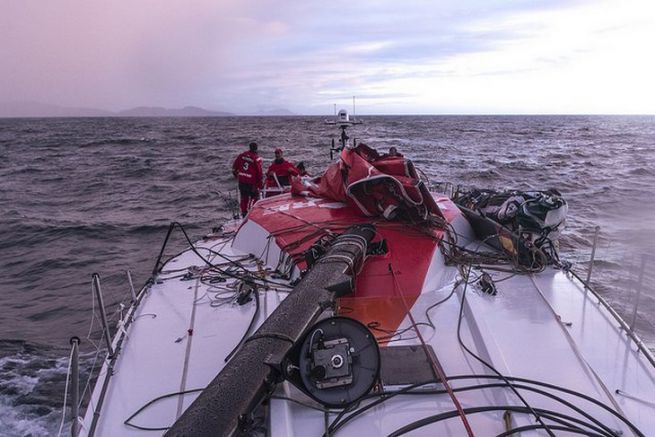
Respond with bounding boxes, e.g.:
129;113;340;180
233;151;263;187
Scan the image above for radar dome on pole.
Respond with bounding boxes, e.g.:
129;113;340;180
338;109;349;122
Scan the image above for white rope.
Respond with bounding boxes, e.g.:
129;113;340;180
56;346;75;437
78;346;101;410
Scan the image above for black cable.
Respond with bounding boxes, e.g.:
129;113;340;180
446;374;643;437
328;380;618;437
323;400;363;437
421;283;458;329
456;262;556;437
469;382;614;436
269;395;347;413
367;321;428;344
195;246;255;274
224;285;260;363
366;280;458;345
386;405;607;437
167;221;294;289
326;380;436;435
123;388;203;431
496;424;602;437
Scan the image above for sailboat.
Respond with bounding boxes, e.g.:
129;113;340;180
73;115;655;436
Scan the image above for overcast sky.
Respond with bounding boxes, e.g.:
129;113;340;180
1;0;654;114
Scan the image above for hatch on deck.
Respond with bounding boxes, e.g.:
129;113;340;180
379;345;439;388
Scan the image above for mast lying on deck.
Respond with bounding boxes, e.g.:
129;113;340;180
166;224;376;437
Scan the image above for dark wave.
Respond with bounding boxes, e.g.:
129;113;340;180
629;167;655;176
81;137;150;147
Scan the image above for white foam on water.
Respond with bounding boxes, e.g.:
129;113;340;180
0;397;63;437
0;352;73;437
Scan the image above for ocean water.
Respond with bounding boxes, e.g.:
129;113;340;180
0;115;654;435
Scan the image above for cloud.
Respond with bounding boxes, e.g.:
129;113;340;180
0;0;289;109
1;0;654;114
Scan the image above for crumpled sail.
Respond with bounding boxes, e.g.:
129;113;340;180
292;144;441;222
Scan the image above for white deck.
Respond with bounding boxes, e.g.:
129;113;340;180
267;266;655;436
81;217;655;436
81;231;290;436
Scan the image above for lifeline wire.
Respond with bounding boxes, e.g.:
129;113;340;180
56;346;75;437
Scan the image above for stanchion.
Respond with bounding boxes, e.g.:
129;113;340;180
629;255;647;332
70;336;81;437
585;226;601;292
92;273;114;357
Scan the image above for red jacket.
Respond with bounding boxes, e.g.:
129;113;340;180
266;159;299;187
232;151;263;188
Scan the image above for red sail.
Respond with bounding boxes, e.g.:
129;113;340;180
292;144;441;221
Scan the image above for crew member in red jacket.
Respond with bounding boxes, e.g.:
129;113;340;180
232;142;263;217
266;148;299;187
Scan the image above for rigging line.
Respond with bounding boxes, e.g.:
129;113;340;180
389;262;476;437
79;281;105;410
528;273;632;429
56;346;75;437
258;204;339;236
261;234;272;265
224;286;261;363
456;263;556;437
78;346;102;411
193;246;253;274
171;221;293;289
176;248;211;419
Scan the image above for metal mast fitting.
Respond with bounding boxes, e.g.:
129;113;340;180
92;273;114;357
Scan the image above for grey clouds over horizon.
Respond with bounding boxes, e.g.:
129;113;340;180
2;0;654;115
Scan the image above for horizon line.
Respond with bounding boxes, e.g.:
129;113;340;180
2;113;655;119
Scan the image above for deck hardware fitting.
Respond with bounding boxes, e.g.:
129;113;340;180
585;226;600;291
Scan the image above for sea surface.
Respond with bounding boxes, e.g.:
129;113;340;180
1;115;654;435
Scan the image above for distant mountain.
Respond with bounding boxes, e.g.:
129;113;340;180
255;107;296;116
117;105;233;117
0;101;113;118
0;102;233;118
